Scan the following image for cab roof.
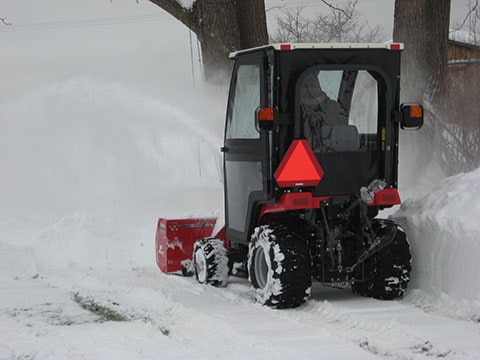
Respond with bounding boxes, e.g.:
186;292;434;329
229;43;404;59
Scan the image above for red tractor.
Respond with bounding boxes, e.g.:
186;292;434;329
156;43;423;309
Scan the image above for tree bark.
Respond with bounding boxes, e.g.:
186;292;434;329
236;0;269;48
147;0;268;81
194;0;241;80
393;0;451;101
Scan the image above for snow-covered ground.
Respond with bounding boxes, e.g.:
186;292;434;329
1;76;480;359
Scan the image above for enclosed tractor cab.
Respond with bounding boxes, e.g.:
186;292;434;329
156;43;423;309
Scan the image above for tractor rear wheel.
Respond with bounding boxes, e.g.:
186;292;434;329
193;238;229;287
351;219;411;300
248;225;312;308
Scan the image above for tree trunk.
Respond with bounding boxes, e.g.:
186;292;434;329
147;0;268;81
194;0;241;80
393;0;452;184
236;0;269;48
393;0;451;101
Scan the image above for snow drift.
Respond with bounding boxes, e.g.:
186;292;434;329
393;168;480;304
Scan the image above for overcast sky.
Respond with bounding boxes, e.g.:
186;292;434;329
0;0;472;100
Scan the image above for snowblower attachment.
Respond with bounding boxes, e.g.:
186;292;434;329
155;218;217;274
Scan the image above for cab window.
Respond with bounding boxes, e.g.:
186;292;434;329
299;69;379;152
226;64;261;139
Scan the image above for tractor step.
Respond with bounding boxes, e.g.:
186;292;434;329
155;218;217;274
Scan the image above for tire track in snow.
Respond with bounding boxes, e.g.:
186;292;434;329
271;286;480;360
41;270;321;360
206;280;479;360
285;299;453;360
32;269;480;360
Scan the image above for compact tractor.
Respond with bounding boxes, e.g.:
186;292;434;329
156;43;423;309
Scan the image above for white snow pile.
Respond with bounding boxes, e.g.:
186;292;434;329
393;167;480;316
449;30;476;46
176;0;195;10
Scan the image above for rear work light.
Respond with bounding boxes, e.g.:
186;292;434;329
256;107;274;130
409;104;423;118
400;103;424;130
373;188;401;206
257;107;274;121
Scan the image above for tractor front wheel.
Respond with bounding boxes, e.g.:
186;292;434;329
248;225;312;309
193;238;229;287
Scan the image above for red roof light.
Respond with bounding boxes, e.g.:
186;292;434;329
280;44;292;51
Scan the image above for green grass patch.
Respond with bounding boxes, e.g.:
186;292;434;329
73;293;129;322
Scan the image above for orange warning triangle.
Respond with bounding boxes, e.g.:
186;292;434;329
274;140;324;188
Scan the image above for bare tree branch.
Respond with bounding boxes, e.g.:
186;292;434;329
271;1;385;43
450;0;480;44
266;5;286;12
453;0;478;31
320;0;352;20
1;17;12;26
147;0;199;33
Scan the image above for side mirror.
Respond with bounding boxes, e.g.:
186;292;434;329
256;107;274;131
400;103;424;130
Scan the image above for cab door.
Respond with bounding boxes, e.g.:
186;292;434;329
223;52;270;245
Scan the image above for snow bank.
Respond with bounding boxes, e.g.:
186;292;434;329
393;167;480;304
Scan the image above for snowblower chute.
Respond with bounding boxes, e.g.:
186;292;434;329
155;218;217;274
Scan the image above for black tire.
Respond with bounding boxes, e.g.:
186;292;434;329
351;219;411;300
193;238;229;287
248;225;312;309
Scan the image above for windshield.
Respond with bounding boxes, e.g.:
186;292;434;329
299;69;379;152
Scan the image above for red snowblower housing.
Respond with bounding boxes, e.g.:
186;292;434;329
155;218;225;274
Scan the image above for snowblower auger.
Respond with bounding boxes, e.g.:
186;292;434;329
156;43;423;309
